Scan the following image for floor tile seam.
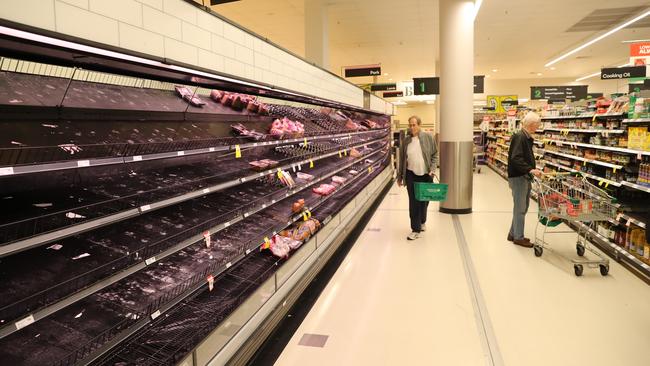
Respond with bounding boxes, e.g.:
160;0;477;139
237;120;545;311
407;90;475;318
452;215;505;366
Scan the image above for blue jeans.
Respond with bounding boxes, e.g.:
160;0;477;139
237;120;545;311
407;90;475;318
508;176;531;240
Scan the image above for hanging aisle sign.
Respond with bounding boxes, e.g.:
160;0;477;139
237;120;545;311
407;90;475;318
600;65;647;79
413;75;485;95
344;64;381;77
383;91;404;98
630;42;650;66
370;83;397;91
530;86;588;101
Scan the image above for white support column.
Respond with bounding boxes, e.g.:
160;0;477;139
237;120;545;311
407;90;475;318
439;0;474;214
304;0;329;69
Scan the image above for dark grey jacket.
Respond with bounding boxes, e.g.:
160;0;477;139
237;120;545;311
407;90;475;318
507;130;536;178
397;131;438;181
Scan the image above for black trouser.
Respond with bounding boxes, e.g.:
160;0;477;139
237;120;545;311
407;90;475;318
405;170;432;232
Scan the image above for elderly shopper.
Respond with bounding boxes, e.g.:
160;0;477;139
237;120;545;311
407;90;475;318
397;116;438;241
507;111;543;247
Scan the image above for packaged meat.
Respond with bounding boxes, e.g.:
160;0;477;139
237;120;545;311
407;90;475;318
258;104;269;115
292;198;305;213
331;176;347;185
313;183;336;196
269;236;290;258
345;119;360;130
221;93;234;106
362;119;378;129
210;90;223;102
260;159;279;167
231;123;265;141
249;161;268;171
349;148;362;158
247;101;260;113
296;172;314;181
175;86;205;107
232;95;244;111
349;169;359;175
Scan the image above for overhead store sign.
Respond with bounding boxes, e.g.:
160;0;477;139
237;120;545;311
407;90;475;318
383;91;404;98
413;77;439;95
344;64;381;77
486;95;518;113
413;75;485;95
631;42;650;66
530;85;588;101
601;65;646;79
370;83;397;91
629;83;650;94
474;75;485;94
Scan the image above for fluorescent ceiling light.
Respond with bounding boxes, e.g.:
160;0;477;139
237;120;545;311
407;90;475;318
622;39;650;43
546;8;650;67
575;71;602;82
574;62;631;82
519;98;529;102
492;69;498;72
550;67;556;70
537;73;543;76
473;0;483;20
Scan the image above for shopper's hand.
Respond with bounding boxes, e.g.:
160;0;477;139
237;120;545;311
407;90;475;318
397;179;404;187
530;169;543;177
429;171;436;177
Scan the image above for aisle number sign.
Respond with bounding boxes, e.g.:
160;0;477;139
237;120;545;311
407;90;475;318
486;95;518;114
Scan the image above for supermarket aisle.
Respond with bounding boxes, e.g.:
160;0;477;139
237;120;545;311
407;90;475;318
275;168;650;366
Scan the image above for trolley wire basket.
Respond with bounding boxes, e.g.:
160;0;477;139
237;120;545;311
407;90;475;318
533;172;616;276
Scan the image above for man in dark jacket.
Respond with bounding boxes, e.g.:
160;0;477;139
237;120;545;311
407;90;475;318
507;112;542;247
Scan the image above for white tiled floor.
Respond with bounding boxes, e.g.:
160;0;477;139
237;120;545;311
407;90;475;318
275;168;650;366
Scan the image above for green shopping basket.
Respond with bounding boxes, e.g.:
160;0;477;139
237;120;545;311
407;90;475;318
414;182;448;202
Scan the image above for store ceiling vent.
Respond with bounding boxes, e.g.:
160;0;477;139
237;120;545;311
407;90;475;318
566;6;650;32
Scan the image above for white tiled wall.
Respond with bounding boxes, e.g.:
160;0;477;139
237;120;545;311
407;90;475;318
0;0;390;110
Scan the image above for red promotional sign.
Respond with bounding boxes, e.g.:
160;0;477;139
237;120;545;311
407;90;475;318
630;42;650;57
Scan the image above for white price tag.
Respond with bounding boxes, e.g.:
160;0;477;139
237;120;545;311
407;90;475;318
244;212;250;218
151;310;161;320
209;147;215;152
77;160;90;167
246;249;251;255
133;155;143;161
177;151;185;156
272;200;276;204
145;257;157;265
140;204;151;212
241;177;246;182
0;167;14;176
253;143;258;147
626;221;631;227
15;315;35;330
226;262;232;268
224;222;230;228
262;204;266;208
203;188;210;194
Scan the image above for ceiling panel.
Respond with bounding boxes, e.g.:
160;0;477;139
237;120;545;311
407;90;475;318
211;0;650;86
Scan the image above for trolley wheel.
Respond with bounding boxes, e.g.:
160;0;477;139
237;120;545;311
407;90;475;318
576;244;585;257
478;167;482;174
534;245;543;257
574;264;584;277
599;264;609;276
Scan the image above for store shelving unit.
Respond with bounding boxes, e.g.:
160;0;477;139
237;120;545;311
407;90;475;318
486;109;650;282
0;27;394;366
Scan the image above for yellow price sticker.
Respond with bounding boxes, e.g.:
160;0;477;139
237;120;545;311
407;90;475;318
277;168;283;179
338;150;342;158
306;209;312;218
592;114;597;122
344;149;347;156
598;180;604;187
613;168;617;174
309;160;314;168
264;236;270;244
605;182;610;188
303;137;308;146
583;160;587;166
235;145;241;158
302;212;308;221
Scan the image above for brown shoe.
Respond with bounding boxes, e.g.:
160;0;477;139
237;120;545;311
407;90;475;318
508;234;530;242
513;238;533;248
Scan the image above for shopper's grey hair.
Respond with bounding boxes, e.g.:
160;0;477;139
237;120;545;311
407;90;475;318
521;111;541;127
408;115;422;125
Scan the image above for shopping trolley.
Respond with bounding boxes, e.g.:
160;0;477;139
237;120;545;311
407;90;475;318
533;172;617;276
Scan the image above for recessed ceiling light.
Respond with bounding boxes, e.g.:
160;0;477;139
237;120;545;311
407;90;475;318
537;73;543;76
384;73;389;76
492;69;498;72
546;8;650;67
389;78;393;81
485;75;490;78
550;67;556;70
